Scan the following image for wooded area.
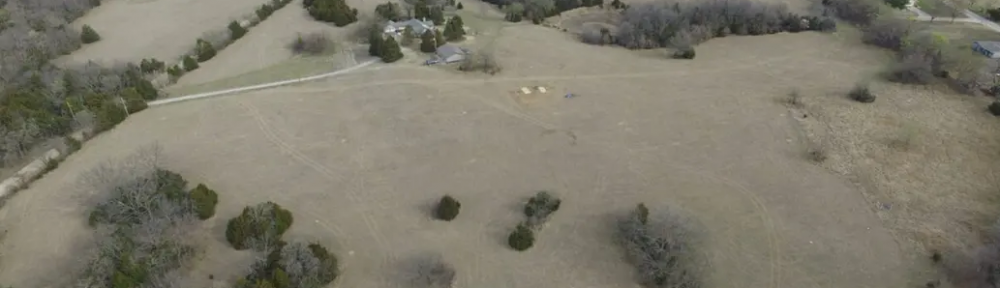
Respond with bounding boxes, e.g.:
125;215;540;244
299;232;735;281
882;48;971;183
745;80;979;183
0;0;158;167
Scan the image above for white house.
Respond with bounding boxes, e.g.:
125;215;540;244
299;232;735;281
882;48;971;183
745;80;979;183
384;19;435;37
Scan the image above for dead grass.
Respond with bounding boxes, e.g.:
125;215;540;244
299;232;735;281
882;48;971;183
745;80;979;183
56;0;271;66
162;52;357;97
0;26;924;288
172;0;347;87
794;80;1000;257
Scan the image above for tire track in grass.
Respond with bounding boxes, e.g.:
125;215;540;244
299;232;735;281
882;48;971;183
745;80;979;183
238;102;390;254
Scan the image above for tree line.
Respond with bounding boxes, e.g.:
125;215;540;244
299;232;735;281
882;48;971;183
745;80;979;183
581;0;837;53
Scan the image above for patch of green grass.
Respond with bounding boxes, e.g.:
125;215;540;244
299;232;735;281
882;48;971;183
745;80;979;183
918;0;962;18
922;22;1000;50
163;56;344;97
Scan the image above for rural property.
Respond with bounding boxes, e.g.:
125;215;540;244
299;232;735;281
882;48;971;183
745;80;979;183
3;0;1000;287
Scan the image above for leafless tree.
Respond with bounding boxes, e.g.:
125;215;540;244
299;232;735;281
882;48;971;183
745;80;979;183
524;191;561;228
279;243;331;288
409;253;456;288
887;53;936;84
353;15;389;43
242;205;285;252
199;29;233;52
821;0;882;26
289;32;334;55
459;50;502;75
76;145;203;288
613;0;830;49
862;18;911;50
617;204;703;288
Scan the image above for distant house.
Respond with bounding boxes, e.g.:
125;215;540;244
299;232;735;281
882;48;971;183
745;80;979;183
436;45;467;63
973;41;1000;58
384;19;435;37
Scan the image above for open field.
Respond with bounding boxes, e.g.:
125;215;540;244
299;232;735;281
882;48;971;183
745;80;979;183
172;0;348;87
163;50;365;97
0;24;930;288
55;0;270;66
919;0;964;17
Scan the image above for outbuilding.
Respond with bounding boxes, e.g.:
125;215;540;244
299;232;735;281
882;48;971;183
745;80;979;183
973;41;1000;58
436;45;467;63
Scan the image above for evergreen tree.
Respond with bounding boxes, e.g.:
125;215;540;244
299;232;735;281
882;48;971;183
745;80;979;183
380;37;404;63
420;30;437;53
368;31;384;57
401;26;415;46
414;0;431;19
182;55;199;71
228;21;248;40
443;16;465;41
430;7;445;25
375;2;403;20
307;0;358;27
81;24;101;44
195;39;217;62
434;29;446;47
457;2;464;9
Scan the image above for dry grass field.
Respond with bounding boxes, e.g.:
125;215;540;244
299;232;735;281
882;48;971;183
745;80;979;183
56;0;271;66
0;24;940;288
171;0;350;87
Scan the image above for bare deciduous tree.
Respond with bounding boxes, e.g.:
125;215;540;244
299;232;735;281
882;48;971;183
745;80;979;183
410;254;456;288
617;204;703;288
289;32;334;55
279;243;329;288
75;146;204;288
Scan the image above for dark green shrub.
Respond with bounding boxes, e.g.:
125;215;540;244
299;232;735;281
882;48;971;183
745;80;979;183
672;48;695;59
507;223;535;251
81;24;101;44
444;16;465;41
306;0;358;27
375;2;403;21
64;136;82;153
849;83;875;103
380;37;403;63
234;242;339;288
120;88;148;114
420;30;437;53
457;2;463;9
94;101;127;133
167;65;184;78
182;56;199;71
635;203;649;224
257;3;275;20
435;195;461;221
189;184;219;220
368;31;383;57
195;39;217;62
226;202;294;251
989;101;1000;116
229;21;248;40
139;58;165;74
524;191;561;227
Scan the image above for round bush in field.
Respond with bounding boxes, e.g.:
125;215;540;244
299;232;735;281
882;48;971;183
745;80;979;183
189;183;219;220
226;202;294;251
234;242;339;288
507;223;535;251
989;101;1000;116
435;195;461;221
849;83;875;103
81;24;101;44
